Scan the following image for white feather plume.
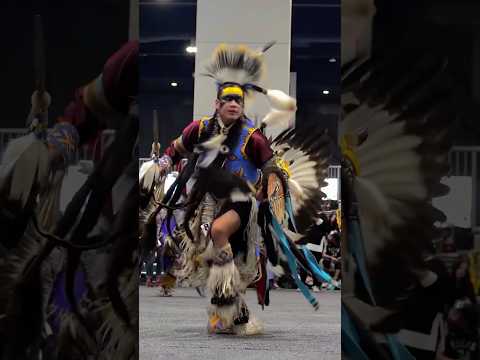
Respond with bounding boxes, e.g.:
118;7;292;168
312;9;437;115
139;160;154;181
265;89;297;112
261;109;294;130
139;160;162;193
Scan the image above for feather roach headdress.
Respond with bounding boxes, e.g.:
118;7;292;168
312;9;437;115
203;42;272;91
202;43;297;130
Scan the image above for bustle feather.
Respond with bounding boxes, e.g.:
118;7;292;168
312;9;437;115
341;52;455;306
270;125;331;234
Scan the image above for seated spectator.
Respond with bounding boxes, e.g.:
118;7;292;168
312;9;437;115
320;231;341;289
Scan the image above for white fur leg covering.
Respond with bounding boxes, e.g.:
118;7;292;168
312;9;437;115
233;316;265;336
206;243;242;331
206;243;241;298
207;261;241;298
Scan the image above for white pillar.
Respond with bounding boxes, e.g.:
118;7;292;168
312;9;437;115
193;0;292;127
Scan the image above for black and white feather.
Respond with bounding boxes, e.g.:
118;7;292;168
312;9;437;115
203;43;267;86
341;51;454;305
269;125;331;234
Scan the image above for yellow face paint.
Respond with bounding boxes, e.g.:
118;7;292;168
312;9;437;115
220;86;244;98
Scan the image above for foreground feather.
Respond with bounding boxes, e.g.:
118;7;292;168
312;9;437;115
0;133;50;209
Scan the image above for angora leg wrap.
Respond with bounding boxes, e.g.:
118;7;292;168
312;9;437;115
206;243;242;331
206;243;265;335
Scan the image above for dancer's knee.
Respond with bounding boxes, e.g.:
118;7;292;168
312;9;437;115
211;222;229;248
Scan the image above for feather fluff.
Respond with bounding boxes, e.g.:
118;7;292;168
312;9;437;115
261;109;294;129
265;90;297;112
139;160;162;194
138;160;153;181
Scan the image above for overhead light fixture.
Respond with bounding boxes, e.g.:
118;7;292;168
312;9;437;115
186;46;197;54
322;90;330;95
329;57;337;63
170;82;178;87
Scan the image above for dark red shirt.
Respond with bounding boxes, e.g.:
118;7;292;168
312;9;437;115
164;119;273;169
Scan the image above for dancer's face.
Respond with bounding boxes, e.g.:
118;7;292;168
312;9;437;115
215;94;244;125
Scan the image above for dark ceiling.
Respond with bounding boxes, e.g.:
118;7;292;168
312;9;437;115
139;0;341;100
138;0;341;154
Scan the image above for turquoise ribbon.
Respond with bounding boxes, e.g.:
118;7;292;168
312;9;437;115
342;304;370;360
347;219;415;360
300;246;335;285
270;211;319;310
285;191;337;286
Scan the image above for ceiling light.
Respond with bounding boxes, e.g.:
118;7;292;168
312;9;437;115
170;82;178;87
322;90;330;95
329;58;336;63
186;46;197;53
